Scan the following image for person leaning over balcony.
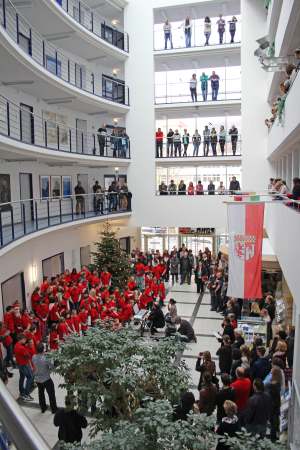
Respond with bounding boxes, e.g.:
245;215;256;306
178;180;186;195
209;71;220;101
192;130;201;156
97;123;107;156
110;128;119;157
120;129;129;158
200;72;209;101
190;74;198;102
216;14;226;44
182;129;190;156
294;48;300;73
112;181;123;211
163;19;173;49
168;180;177;195
173;129;182;157
218;181;225;194
204;16;211;45
292;177;300;201
208;180;215;195
167;129;174;157
229;176;240;193
74;181;85;215
228;16;238;43
156;128;163;158
229;125;238;155
159;181;168;195
187;182;195;195
203;125;210;155
196;180;204;195
179;14;193;48
219;125;226;155
210;128;218;156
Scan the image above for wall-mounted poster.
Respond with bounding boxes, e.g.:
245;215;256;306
0;174;11;211
51;176;61;201
62;176;71;200
42;110;68;145
40;175;50;202
56;114;68;145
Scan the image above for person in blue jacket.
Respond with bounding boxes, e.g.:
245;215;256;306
119;129;129;158
200;72;209;101
209;71;220;101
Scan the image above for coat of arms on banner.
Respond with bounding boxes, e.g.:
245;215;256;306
234;235;256;261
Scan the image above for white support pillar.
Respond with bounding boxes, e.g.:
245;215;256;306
287;153;292;188
282;157;286;180
292;148;300;179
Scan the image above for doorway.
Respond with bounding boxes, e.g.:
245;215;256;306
20;103;34;144
118;175;127;186
1;271;25;316
19;173;34;221
76;119;87;154
119;237;130;255
42;253;64;278
104;175;116;190
80;245;90;266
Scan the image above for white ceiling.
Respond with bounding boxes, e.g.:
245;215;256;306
155;102;241;120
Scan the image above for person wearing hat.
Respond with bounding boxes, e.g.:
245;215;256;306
174;316;197;343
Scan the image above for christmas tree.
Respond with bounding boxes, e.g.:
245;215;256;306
88;221;132;289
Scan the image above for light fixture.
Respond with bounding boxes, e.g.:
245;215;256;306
160;10;168;21
47;35;72;42
5;158;37;162
115;167;119;173
2;81;35;86
47;162;78;166
43;96;76;104
112;20;117;26
91;3;107;10
7;1;33;8
32;264;37;283
190;6;197;18
88;55;108;62
88;111;109;115
114;118;118;125
162;62;171;70
113;69;117;77
224;57;229;66
221;2;227;15
47;100;73;104
192;59;199;69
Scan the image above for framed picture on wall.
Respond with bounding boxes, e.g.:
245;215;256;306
40;175;50;202
62;176;71;200
51;176;61;201
0;174;11;211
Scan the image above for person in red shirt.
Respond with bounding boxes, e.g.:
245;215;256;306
145;273;153;289
78;306;88;334
69;283;81;313
21;308;32;331
124;286;133;304
135;260;145;290
4;306;16;345
231;366;252;430
50;323;59;350
152;264;161;282
101;285;111;302
145;283;153;310
0;321;15;368
77;278;87;294
31;287;40;312
36;300;49;338
152;279;159;301
139;290;148;310
90;303;99;327
70;268;78;284
27;325;39;347
113;287;120;302
26;337;37;371
88;288;97;305
64;269;72;285
58;317;69;342
49;298;60;326
80;265;90;279
158;280;166;307
100;268;112;287
117;306;124;325
41;276;49;294
88;271;100;288
80;294;90;313
12;307;23;337
127;276;136;291
65;312;75;333
14;333;34;400
156;127;163;157
123;300;134;326
158;260;167;280
100;306;108;321
71;310;80;333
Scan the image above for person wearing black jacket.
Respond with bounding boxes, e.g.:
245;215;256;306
97;123;107;156
268;367;282;442
172;391;195;421
228;125;238;155
54;396;87;445
93;181;100;211
145;302;165;335
225;299;240;321
194;261;207;293
265;296;275;339
216;335;232;375
195;351;217;390
112;181;122;211
219;317;235;343
74;181;85;215
180;252;192;285
213;373;236;424
250;336;263;367
245;379;273;438
167;129;174;157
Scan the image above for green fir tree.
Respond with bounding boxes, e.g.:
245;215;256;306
88;221;132;289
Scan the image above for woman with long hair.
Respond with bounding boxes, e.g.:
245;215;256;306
196;350;217;390
240;344;251;364
216;335;232;374
194;260;208;293
269;366;283;442
249;302;260;317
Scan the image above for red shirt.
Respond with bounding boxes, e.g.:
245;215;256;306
14;343;30;365
21;315;32;331
114;291;120;301
41;282;49;293
58;323;69;341
152;267;161;280
64;275;72;285
70;273;78;283
31;293;40;311
101;291;110;301
90;308;99;326
49;304;59;322
100;272;112;286
78;312;88;331
70;287;81;303
159;284;165;300
135;264;145;277
117;310;123;322
158;265;166;276
35;318;43;342
231;378;252;410
88;296;97;305
27;346;37;368
145;287;153;302
0;329;13;347
27;332;39;347
58;299;67;316
127;281;137;290
36;304;49;319
139;295;148;309
4;314;14;333
152;283;159;297
13;314;22;334
50;331;59;350
66;318;75;333
156;131;163;141
72;316;81;333
145;277;153;288
79;300;89;313
123;305;133;321
89;275;100;287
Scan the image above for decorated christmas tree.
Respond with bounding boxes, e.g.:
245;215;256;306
88;221;132;289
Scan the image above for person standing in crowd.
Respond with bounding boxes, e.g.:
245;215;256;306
209;71;220;101
74;181;85;215
179;14;193;48
229;125;238;155
219;125;226;155
217;181;225;194
170;252;180;284
97;123;107;156
216;335;233;375
192;130;201;156
229;176;240;193
286;325;295;367
268;365;282;442
156;128;163;158
120;182;130;211
252;346;271;380
194;261;207;293
167;129;174;157
173;129;181;157
14;333;33;401
196;180;204;194
168;179;177;195
210;128;218;156
159;181;168;195
187;182;195;195
33;343;58;414
178;180;186;194
200;72;209;101
174;316;197;342
120;129;129;158
190;74;198;102
163;19;172;49
228;16;238;43
54;395;88;446
180;252;192;285
292;177;300;200
216;14;226;44
231;367;251;430
208;180;215;195
204;16;211;45
110;128;119;157
197;372;218;415
182;129;190;156
245;378;273;438
213;375;236;425
215;400;239;450
93;180;100;211
203;125;210;155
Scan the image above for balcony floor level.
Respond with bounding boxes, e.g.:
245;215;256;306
155;100;241;119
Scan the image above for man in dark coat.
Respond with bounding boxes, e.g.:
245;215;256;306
145;302;165;335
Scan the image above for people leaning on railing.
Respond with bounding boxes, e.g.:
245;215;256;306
97;125;130;157
157;179;240;195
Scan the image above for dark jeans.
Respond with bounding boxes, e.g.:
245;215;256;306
232;139;237;154
219;140;225;155
18;363;33;396
210;294;215;307
218;31;224;44
205;33;210;45
156;141;163;157
164;32;172;49
196;278;204;293
212;87;219;101
37;378;58;413
6;342;15;366
211;142;217;155
171;274;178;284
270;413;278;437
214;292;221;310
73;302;79;313
174;142;181;156
203;141;209;155
230;30;236;42
237;408;246;431
181;270;190;284
167;142;173;157
246;422;267;439
99;142;105;156
190;88;197;101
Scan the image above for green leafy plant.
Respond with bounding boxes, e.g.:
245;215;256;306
221;430;288;450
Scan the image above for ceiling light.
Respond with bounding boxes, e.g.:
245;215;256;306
47;35;72;42
88;55;108;62
88;111;109;115
162;62;171;70
160;10;168;21
7;2;33;8
47;100;73;104
192;59;199;68
4;158;37;162
112;20;117;26
47;162;78;166
190;6;197;18
2;81;35;86
91;3;107;10
221;2;227;15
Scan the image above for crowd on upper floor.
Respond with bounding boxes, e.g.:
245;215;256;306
268;177;300;204
189;71;223;102
97;124;129;157
158;176;240;195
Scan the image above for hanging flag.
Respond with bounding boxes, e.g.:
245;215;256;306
227;203;264;299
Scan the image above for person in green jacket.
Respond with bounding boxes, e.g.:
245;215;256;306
200;72;208;101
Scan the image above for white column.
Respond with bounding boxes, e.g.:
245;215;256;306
287;153;292;188
292;148;300;180
282;156;286;180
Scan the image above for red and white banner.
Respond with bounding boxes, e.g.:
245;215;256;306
227;203;264;299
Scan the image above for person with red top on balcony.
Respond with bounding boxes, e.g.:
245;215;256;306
41;276;49;294
50;323;59;350
58;317;69;342
31;287;41;311
100;267;112;287
78;306;88;335
156;128;164;158
36;299;49;338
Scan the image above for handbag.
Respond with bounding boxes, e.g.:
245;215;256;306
201;275;208;282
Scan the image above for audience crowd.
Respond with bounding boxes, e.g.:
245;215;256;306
158;176;240;195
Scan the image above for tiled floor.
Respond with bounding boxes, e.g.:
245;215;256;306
5;277;222;448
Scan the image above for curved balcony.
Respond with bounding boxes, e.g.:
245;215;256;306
0;192;132;249
0;0;129;106
46;0;129;53
0;93;131;161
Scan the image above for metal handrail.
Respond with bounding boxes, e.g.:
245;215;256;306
0;381;51;450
